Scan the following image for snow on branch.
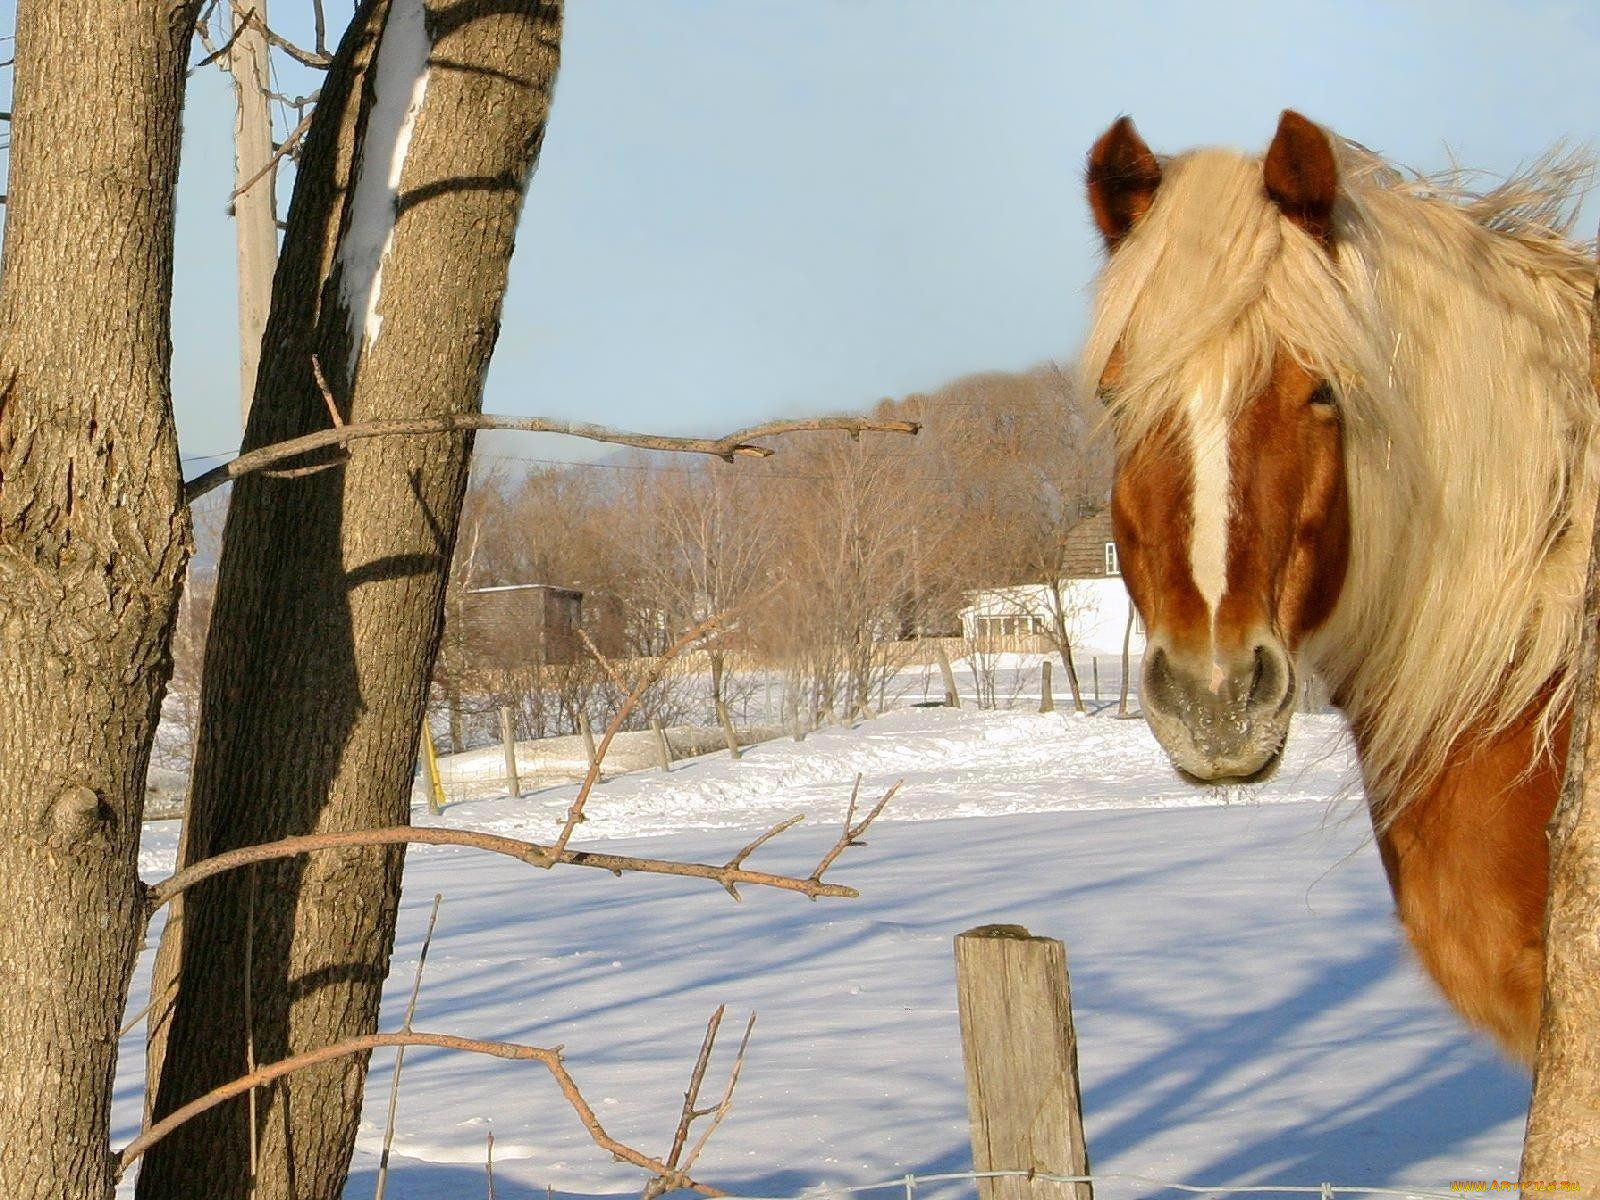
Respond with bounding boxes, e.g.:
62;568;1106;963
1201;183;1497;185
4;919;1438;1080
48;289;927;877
184;413;920;503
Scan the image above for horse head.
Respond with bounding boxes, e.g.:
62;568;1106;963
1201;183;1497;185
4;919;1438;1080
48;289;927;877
1085;112;1352;783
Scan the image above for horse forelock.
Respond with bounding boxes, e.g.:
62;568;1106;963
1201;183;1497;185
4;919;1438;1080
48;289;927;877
1090;132;1600;819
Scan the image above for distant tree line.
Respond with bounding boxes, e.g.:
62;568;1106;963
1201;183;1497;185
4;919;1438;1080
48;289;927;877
399;362;1112;748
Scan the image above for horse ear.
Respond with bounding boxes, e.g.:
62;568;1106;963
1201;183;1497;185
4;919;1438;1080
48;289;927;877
1263;110;1338;248
1087;116;1162;249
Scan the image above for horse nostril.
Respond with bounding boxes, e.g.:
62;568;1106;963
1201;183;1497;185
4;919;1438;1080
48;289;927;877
1144;647;1180;711
1247;643;1288;711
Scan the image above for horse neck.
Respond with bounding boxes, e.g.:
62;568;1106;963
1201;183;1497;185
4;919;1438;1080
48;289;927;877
1352;681;1566;1063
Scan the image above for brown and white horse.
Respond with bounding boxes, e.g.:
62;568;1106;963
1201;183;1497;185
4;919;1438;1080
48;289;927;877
1083;110;1598;1063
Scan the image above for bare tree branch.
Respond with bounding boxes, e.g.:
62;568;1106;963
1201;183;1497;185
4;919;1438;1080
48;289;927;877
310;353;343;426
374;893;443;1200
809;774;900;886
112;1030;724;1195
643;1008;756;1200
184;415;921;503
725;816;805;875
227;105;313;203
142;796;896;916
577;626;629;692
551;599;773;861
190;15;250;72
249;14;331;68
677;1013;756;1182
659;1007;725;1183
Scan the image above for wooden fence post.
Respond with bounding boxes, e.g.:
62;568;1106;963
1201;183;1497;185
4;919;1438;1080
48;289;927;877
650;719;672;772
578;711;600;774
1092;658;1099;705
954;924;1092;1200
936;642;962;709
1039;660;1054;714
419;720;447;816
716;699;742;760
498;706;521;799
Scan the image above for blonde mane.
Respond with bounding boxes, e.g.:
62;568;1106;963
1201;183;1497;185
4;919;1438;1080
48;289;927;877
1081;133;1598;816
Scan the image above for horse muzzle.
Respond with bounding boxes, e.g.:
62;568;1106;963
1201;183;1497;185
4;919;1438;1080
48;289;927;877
1140;638;1296;783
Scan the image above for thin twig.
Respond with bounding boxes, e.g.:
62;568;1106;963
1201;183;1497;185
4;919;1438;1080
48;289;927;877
650;1006;726;1200
260;457;346;481
809;777;901;887
250;13;332;68
644;1009;760;1200
644;1009;757;1200
550;600;771;861
112;1031;724;1195
486;1130;496;1200
311;354;343;427
143;819;875;916
577;626;628;692
725;816;805;874
190;15;250;72
677;1014;756;1180
228;106;313;202
244;868;259;1185
184;415;920;503
374;893;443;1200
118;989;164;1039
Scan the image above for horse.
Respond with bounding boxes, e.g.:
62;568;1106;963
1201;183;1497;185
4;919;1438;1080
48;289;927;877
1081;110;1598;1064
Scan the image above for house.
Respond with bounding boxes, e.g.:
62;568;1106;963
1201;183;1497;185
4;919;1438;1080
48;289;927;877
959;510;1145;656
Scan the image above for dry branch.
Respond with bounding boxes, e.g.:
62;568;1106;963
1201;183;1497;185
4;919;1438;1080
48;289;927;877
113;1030;723;1195
142;787;898;916
227;105;314;202
374;893;443;1200
643;1008;757;1200
552;601;771;861
809;774;899;886
184;415;920;502
577;626;628;692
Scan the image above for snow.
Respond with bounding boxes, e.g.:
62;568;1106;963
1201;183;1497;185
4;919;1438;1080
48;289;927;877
335;0;431;372
120;701;1529;1199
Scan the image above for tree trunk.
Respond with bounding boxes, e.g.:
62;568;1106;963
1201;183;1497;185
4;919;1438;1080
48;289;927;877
1520;274;1600;1194
140;4;563;1198
1118;602;1134;717
0;0;196;1195
230;0;278;421
1053;611;1086;715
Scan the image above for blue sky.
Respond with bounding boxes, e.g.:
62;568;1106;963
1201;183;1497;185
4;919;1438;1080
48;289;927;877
8;1;1600;461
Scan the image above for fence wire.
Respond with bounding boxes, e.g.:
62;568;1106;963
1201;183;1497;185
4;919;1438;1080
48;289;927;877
714;1169;1468;1200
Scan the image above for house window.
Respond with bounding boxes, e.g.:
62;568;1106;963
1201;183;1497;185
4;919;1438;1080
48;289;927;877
1104;542;1120;576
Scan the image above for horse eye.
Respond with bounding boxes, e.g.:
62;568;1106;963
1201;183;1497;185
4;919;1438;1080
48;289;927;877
1308;382;1336;408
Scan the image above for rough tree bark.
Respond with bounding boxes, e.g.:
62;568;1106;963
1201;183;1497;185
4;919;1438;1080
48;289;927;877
1520;274;1600;1195
0;0;197;1196
140;3;563;1197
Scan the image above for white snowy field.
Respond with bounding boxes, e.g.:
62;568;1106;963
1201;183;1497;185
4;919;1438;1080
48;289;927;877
120;704;1529;1199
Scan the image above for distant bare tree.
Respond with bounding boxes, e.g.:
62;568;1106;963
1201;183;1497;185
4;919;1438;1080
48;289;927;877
625;461;774;706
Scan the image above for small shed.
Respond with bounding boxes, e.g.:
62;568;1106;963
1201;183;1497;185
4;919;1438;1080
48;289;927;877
463;583;583;668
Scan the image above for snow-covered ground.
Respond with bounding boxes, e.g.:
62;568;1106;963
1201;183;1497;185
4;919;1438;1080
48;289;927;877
121;702;1529;1199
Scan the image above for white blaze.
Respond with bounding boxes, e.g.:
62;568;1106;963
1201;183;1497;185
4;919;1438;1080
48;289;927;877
1186;386;1231;624
335;0;433;382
